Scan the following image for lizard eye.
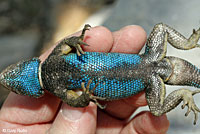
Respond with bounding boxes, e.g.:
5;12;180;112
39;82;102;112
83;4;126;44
0;58;44;98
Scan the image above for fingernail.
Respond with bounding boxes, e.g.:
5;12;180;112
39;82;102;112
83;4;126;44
61;104;85;121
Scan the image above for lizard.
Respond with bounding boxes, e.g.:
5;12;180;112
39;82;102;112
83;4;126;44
1;23;200;125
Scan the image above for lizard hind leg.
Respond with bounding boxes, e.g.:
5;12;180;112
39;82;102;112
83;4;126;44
143;23;200;62
175;89;200;125
187;28;200;49
146;75;200;125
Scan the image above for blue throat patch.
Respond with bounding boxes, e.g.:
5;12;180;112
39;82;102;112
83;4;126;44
0;58;44;98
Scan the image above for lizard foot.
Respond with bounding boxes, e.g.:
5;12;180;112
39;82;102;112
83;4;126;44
181;89;200;125
81;79;107;109
62;24;91;56
75;24;91;56
190;28;200;48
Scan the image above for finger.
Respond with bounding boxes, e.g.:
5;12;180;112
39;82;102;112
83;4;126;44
47;103;97;134
111;25;147;53
82;26;113;52
0;92;60;124
96;109;123;134
0;120;51;134
121;112;169;134
104;92;147;119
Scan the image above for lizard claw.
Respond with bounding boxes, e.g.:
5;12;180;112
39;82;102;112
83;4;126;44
81;79;106;109
83;24;91;31
181;89;200;125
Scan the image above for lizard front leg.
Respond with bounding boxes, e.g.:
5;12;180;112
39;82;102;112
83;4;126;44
49;24;91;57
62;79;106;108
146;75;200;125
63;24;91;56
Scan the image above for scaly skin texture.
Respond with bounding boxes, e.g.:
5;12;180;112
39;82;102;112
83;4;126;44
1;23;200;125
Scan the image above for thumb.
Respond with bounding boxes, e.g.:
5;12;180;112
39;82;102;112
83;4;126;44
47;103;97;134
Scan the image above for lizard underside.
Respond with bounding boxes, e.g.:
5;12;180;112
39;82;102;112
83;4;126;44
1;23;200;124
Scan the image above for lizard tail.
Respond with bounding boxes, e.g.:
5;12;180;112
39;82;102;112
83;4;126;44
166;56;200;88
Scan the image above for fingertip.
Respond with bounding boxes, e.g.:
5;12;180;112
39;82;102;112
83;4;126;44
48;102;97;134
112;25;147;53
0;92;60;124
83;26;113;52
123;91;147;107
121;111;169;134
103;92;147;120
133;112;169;134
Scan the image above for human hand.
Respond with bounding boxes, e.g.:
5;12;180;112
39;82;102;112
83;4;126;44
0;25;169;134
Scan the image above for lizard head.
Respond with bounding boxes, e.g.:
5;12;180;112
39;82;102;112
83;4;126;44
0;58;44;98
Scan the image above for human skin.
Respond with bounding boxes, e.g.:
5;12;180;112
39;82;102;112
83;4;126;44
0;25;169;134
